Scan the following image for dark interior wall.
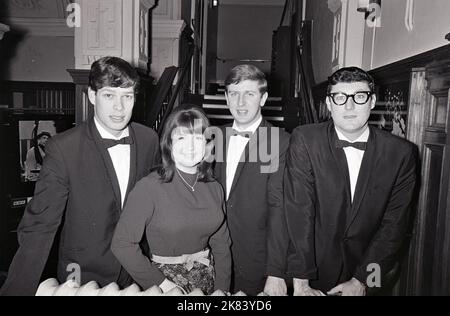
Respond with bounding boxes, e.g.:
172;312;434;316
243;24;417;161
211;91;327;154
0;35;74;82
216;4;284;81
306;0;334;84
0;1;74;82
206;5;218;87
181;0;192;24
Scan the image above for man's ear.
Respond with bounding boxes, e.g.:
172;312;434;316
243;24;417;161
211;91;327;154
260;92;269;107
326;96;332;112
370;94;377;110
88;88;96;106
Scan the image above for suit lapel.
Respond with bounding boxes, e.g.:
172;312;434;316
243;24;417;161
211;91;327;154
227;120;266;199
88;120;123;210
229;150;247;198
214;125;229;191
124;124;137;207
345;127;377;231
328;124;352;209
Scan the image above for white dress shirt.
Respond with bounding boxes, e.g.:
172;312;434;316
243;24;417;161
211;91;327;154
226;116;262;200
94;118;130;208
335;127;370;202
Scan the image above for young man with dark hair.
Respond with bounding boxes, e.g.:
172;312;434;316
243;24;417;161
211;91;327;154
0;56;160;296
24;131;52;181
285;66;417;296
214;65;290;296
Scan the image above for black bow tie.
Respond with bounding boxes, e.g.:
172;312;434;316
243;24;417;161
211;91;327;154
102;136;133;148
232;129;251;138
335;139;367;151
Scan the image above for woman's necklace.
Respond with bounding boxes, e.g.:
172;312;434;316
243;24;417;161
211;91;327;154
176;168;199;192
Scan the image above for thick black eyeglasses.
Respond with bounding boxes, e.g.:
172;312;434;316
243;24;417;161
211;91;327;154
327;91;373;106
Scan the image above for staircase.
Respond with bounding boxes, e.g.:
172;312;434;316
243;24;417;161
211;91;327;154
190;83;286;129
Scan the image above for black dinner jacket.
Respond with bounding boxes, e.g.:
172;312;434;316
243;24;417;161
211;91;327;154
0;119;160;296
214;120;290;286
285;121;417;292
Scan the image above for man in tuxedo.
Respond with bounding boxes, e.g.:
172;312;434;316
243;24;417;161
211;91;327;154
0;57;160;296
285;67;417;296
24;131;52;181
214;65;290;296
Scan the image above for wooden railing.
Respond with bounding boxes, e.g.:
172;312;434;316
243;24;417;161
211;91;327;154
147;26;196;135
145;66;178;132
0;81;75;115
295;20;318;125
156;35;195;135
270;11;318;131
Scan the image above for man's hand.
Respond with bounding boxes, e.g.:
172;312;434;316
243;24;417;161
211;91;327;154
327;278;366;296
263;276;287;296
293;278;326;296
159;279;180;293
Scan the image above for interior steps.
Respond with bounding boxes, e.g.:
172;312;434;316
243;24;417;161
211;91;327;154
195;84;285;128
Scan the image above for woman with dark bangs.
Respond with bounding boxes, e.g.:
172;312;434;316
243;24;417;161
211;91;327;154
111;104;231;295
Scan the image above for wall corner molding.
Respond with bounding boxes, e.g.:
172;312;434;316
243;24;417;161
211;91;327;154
6;18;74;37
153;19;186;39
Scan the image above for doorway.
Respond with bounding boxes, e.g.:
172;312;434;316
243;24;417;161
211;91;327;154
201;0;285;92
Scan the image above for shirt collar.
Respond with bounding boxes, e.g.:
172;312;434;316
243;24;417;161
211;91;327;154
232;116;262;134
335;126;370;143
94;117;129;140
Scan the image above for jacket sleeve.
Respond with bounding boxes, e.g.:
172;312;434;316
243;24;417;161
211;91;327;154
209;188;232;292
266;132;290;279
151;133;161;170
284;130;318;280
141;128;160;175
111;179;166;290
354;145;417;284
0;140;69;296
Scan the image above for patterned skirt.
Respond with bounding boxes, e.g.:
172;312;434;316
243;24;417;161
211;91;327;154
154;252;215;295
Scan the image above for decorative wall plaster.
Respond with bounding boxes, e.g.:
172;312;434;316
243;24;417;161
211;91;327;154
150;19;185;79
153;19;185;39
153;0;181;20
81;0;122;62
74;0;183;75
151;38;178;79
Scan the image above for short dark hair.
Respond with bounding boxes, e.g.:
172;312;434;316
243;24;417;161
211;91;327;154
327;67;375;94
159;104;214;183
89;56;140;93
225;64;268;94
37;132;51;140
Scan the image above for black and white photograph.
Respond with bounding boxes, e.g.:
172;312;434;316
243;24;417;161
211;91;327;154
19;120;55;182
0;0;450;301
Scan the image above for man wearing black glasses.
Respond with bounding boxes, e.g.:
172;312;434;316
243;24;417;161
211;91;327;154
284;67;417;296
